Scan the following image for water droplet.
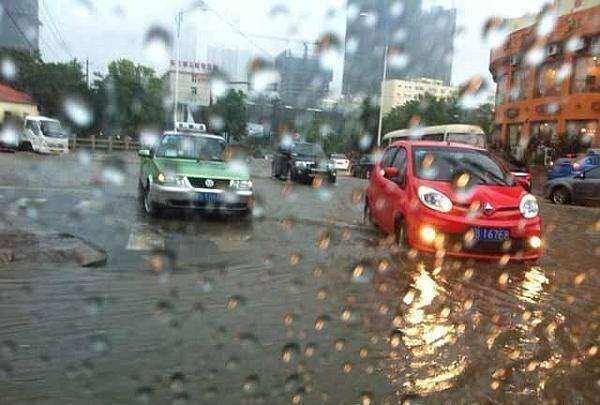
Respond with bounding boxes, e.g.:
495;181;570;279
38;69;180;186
0;123;19;146
281;343;300;363
143;25;172;66
227;295;246;310
90;333;110;354
390;330;403;348
243;374;260;394
304;343;317;358
334;338;346;351
314;315;330;331
360;391;374;405
64;97;92;127
1;57;17;81
135;386;154;403
351;264;372;283
170;372;185;393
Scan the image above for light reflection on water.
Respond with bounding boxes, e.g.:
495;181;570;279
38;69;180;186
385;262;467;395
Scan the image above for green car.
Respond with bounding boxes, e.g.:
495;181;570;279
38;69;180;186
138;131;254;216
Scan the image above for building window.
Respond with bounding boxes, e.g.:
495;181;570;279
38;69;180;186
530;121;557;163
536;61;561;97
571;56;599;93
191;87;197;95
565;120;599;152
496;75;508;105
509;68;530;101
507;123;525;161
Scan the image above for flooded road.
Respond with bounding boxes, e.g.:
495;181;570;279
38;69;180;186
1;152;599;404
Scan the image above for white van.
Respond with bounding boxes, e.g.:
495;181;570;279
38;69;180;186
382;124;487;149
20;116;69;154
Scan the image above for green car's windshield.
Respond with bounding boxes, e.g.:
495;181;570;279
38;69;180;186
155;134;226;161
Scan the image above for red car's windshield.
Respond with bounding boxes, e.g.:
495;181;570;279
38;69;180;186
413;146;513;186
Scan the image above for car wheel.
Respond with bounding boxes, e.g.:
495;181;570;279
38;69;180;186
143;183;162;217
551;187;571;205
395;217;408;249
271;161;278;179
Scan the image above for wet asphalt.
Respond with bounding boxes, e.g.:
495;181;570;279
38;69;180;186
0;151;599;404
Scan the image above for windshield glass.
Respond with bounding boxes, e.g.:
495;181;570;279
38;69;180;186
447;133;486;148
39;121;65;137
155;134;225;161
414;146;512;186
292;142;325;157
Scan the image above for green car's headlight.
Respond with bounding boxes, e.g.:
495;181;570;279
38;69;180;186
230;179;253;189
157;173;186;187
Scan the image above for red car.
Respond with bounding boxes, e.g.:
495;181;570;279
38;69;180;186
364;141;542;261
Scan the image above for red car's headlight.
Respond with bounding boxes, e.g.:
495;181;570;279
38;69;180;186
418;186;453;213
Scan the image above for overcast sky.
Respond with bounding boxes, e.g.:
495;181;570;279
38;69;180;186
39;0;549;94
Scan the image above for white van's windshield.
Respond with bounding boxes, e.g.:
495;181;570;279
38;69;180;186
39;121;66;138
447;133;486;148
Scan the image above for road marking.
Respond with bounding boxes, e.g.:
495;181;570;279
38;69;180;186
126;228;165;251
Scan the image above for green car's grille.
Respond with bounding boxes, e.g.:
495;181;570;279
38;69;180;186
187;177;230;190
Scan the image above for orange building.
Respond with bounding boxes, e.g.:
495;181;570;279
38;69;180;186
490;5;599;163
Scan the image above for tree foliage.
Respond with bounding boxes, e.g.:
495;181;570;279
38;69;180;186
0;47;90;128
209;90;248;141
92;59;165;137
382;93;494;136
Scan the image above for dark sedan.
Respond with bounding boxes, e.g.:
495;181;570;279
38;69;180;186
350;156;374;179
544;166;600;205
272;142;336;184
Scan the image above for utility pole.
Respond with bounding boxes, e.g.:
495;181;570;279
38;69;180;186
85;58;89;89
173;11;183;129
376;45;388;147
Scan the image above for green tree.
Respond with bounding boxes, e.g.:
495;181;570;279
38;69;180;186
382;93;494;136
0;47;91;129
210;90;248;141
92;59;165;137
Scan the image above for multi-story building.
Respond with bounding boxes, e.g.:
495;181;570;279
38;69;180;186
274;50;333;108
164;60;216;122
0;0;40;53
489;3;599;162
342;0;456;96
381;78;458;115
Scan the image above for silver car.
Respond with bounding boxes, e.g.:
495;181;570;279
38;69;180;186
544;166;600;205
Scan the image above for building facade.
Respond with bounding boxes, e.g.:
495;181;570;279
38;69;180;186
274;50;333;108
490;5;599;163
381;78;458;115
0;0;40;53
342;0;456;96
164;60;216;122
0;83;39;123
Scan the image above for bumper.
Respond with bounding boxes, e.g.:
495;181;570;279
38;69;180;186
406;206;543;261
149;184;253;212
32;139;69;154
291;166;336;181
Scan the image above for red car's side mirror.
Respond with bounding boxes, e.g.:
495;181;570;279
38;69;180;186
383;167;399;178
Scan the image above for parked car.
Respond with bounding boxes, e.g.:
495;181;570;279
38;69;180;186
138;131;254;217
547;158;576;180
330;153;350;172
544;166;600;205
494;154;532;191
350;156;375;179
547;152;600;180
271;142;336;184
364;141;542;261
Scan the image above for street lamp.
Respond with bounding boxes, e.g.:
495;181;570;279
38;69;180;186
359;11;389;146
